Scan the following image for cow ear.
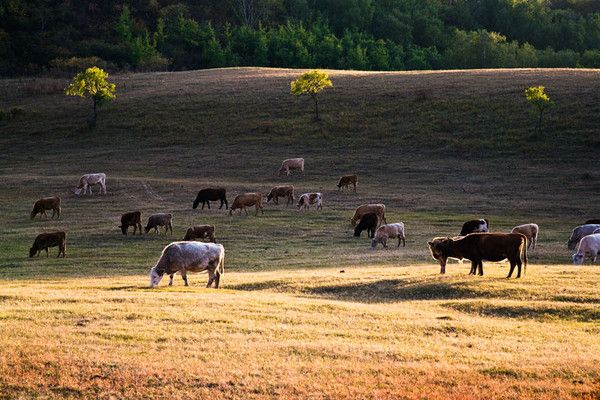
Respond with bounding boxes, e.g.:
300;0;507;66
427;241;433;246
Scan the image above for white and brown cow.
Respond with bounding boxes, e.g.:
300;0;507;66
459;219;489;235
74;173;106;195
297;192;322;211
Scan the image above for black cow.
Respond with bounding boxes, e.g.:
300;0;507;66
193;188;228;210
460;219;490;235
120;211;142;235
354;213;379;238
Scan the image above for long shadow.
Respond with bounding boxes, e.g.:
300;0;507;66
445;302;600;322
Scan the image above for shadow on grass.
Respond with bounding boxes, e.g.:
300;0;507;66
444;301;600;322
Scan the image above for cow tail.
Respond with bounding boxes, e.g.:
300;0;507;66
523;236;528;275
218;250;225;276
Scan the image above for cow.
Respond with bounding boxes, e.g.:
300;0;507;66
460;219;489;235
30;196;61;219
297;192;323;211
567;224;600;250
266;185;295;206
150;242;225;288
74;173;106;195
354;213;378;238
350;204;386;226
119;211;142;235
337;175;358;191
278;158;304;176
584;219;600;225
183;225;216;243
371;223;405;248
229;193;264;216
511;223;539;250
144;213;173;235
572;234;600;265
427;233;527;278
192;188;228;210
29;231;66;258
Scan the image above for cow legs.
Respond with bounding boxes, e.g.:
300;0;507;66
168;274;174;286
477;261;484;276
207;270;216;288
207;201;211;210
169;224;173;235
45;248;49;258
180;269;189;286
469;260;477;275
507;261;516;278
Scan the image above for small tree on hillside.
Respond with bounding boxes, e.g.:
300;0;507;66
525;86;554;137
291;70;333;121
65;67;116;129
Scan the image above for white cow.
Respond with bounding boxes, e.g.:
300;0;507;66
74;173;106;195
567;224;600;250
371;223;406;249
572;233;600;265
297;192;322;211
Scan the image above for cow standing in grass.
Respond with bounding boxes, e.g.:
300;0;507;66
350;204;386;226
29;232;66;258
183;225;216;243
297;193;322;211
120;211;142;235
278;158;304;176
192;188;228;210
354;213;379;238
145;213;173;235
572;233;600;265
567;224;600;250
511;223;539;249
230;193;264;216
459;219;489;235
337;175;357;191
371;223;405;248
74;173;106;195
266;185;295;206
30;196;61;219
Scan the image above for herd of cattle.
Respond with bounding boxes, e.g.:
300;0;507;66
27;164;600;288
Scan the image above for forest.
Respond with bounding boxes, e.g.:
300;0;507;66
3;0;600;75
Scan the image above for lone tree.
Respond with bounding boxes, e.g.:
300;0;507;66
65;67;116;129
291;70;333;121
525;86;554;136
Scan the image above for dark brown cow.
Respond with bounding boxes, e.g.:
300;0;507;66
459;219;489;235
428;233;527;278
145;213;173;235
354;213;379;238
585;219;600;225
30;196;61;219
337;175;357;191
29;231;66;258
193;188;228;210
120;211;142;235
266;185;295;206
183;225;216;243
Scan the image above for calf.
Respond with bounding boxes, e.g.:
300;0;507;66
30;196;61;219
150;242;225;288
144;213;173;235
120;211;142;235
266;185;295;206
278;158;304;176
183;225;216;243
371;223;405;248
511;223;539;249
29;231;66;258
567;224;600;250
460;219;489;235
192;188;228;210
337;175;357;191
229;193;263;216
354;213;379;238
350;204;386;226
297;192;323;211
572;233;600;265
428;233;527;278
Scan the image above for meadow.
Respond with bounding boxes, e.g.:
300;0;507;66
0;67;599;399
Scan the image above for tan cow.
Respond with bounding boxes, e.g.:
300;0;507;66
278;158;304;176
511;223;539;249
266;185;295;206
230;193;264;216
371;223;405;248
337;175;357;191
30;196;61;219
350;204;386;226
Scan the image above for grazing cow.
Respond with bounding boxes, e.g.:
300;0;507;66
567;224;600;250
371;223;405;248
266;185;295;206
337;175;358;191
354;213;379;238
511;223;539;250
229;193;264;216
120;211;142;235
29;231;66;258
74;173;106;195
183;225;216;243
192;188;228;210
297;192;323;211
278;158;304;176
427;233;527;278
572;234;600;265
144;213;173;235
30;196;61;219
584;219;600;225
459;219;489;235
350;204;386;226
150;242;225;288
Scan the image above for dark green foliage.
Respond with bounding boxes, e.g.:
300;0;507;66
3;0;600;75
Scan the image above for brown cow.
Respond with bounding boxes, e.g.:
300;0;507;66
337;175;357;191
266;185;295;206
278;158;304;176
120;211;142;235
350;204;386;226
230;193;264;216
145;213;173;235
183;225;216;243
428;233;527;278
30;196;61;219
511;223;539;250
29;231;66;258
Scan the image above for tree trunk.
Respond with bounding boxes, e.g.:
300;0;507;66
537;108;544;137
313;96;320;121
88;98;97;129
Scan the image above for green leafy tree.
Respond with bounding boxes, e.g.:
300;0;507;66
525;86;554;136
65;67;116;129
290;69;333;120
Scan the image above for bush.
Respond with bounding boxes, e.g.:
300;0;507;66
580;50;600;68
49;57;114;76
10;107;24;118
136;55;170;72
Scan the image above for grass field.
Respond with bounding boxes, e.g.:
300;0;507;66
0;67;599;399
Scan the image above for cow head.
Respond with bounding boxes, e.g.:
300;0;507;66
30;209;37;219
371;236;387;249
73;187;82;196
28;247;36;257
428;238;452;274
149;267;165;287
572;253;585;265
567;239;577;250
266;192;274;203
297;197;305;209
119;225;127;235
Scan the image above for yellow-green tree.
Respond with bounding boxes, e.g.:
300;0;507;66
525;86;554;136
65;67;116;129
291;70;333;121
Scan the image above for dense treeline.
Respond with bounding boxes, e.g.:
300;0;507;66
3;0;600;76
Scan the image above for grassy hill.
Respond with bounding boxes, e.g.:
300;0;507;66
0;68;599;399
